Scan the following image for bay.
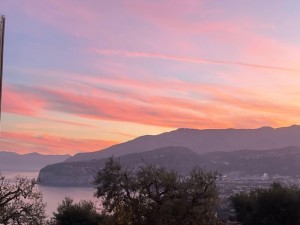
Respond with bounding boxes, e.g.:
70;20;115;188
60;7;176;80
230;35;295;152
1;171;99;217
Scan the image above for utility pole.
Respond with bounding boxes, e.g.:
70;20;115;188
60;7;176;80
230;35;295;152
0;15;5;122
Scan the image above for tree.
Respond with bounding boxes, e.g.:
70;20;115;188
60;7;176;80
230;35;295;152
49;197;105;225
94;157;222;225
0;173;46;225
231;182;300;225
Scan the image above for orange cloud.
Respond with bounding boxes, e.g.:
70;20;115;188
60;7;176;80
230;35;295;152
0;131;118;155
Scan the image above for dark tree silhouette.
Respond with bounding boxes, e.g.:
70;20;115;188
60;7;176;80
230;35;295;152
231;182;300;225
94;157;222;225
49;197;105;225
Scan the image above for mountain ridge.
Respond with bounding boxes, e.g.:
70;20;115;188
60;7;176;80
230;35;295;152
0;151;71;172
66;125;300;162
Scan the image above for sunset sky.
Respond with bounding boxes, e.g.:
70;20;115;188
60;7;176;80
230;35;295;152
1;0;300;155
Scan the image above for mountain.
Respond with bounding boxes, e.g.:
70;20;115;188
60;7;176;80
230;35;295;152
0;151;71;172
66;125;300;162
38;146;300;186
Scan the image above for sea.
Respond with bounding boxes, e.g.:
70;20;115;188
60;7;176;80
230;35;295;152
1;171;100;217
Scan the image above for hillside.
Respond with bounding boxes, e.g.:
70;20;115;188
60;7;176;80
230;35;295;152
200;146;300;176
66;125;300;162
38;146;300;186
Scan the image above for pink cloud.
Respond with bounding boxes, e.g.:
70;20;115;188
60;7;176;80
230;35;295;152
3;80;299;131
2;85;45;116
11;0;300;71
2;84;96;128
123;0;300;70
89;48;299;73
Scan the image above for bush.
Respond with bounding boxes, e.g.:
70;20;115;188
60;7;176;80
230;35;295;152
231;182;300;225
49;197;105;225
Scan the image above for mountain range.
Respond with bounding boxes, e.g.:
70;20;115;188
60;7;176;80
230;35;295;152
18;125;299;186
0;151;70;172
66;125;300;162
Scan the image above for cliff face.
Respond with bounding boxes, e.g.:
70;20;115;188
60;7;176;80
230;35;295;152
66;125;300;162
38;163;98;186
38;146;300;187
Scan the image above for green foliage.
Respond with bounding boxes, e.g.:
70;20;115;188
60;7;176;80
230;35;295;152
49;197;105;225
94;157;222;225
231;182;300;225
0;173;46;225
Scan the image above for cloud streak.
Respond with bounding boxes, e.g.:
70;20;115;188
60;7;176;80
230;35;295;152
90;49;299;73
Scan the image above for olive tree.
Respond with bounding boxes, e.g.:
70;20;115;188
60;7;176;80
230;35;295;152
0;173;46;225
94;158;222;225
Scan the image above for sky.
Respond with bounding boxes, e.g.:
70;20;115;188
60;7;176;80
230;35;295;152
1;0;300;155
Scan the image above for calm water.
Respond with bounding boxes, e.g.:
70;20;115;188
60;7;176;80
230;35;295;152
1;171;99;217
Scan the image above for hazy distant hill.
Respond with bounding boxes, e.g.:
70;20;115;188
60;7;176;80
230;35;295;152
0;151;71;172
67;125;300;162
38;146;300;186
